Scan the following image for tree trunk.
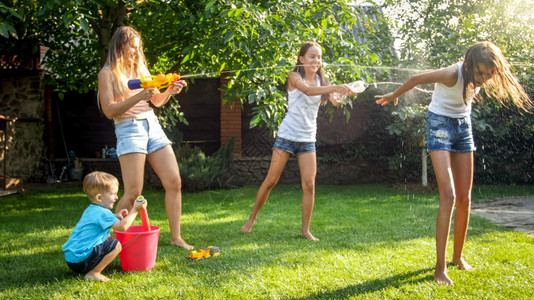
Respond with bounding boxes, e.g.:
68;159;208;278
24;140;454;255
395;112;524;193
421;147;427;186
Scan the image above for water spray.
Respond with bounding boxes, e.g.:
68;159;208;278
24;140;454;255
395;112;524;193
127;63;440;97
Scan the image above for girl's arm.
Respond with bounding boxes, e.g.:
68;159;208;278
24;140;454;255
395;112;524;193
288;72;354;97
98;68;156;120
375;66;458;106
149;80;187;107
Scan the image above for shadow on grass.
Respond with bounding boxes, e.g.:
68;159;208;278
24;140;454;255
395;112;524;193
0;250;74;290
291;267;435;299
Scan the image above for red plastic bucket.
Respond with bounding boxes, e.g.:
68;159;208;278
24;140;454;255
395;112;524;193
115;225;160;272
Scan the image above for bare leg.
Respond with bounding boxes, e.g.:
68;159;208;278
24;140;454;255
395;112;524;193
430;150;455;286
450;151;475;271
241;149;290;234
297;152;318;241
115;153;146;214
148;145;193;250
85;242;122;282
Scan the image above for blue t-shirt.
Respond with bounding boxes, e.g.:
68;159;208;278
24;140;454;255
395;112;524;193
63;204;119;263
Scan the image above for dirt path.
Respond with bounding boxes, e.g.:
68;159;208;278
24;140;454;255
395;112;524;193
471;196;534;236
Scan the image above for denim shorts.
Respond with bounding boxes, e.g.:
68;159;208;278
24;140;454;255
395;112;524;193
66;239;118;274
273;136;315;155
426;111;476;152
115;115;171;156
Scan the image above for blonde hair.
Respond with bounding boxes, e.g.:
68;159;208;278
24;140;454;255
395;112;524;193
83;171;119;200
104;26;150;100
462;41;533;111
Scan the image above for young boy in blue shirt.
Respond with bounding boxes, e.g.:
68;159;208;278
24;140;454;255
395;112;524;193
62;171;147;282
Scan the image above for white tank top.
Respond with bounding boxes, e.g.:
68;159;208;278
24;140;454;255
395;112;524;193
429;62;477;118
277;77;322;142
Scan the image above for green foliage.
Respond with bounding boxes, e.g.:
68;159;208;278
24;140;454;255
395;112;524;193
130;0;396;133
383;0;534;69
2;0;397;132
2;0;397;133
472;102;534;184
5;0;534;185
176;137;235;191
0;1;21;38
384;101;428;178
0;0;140;94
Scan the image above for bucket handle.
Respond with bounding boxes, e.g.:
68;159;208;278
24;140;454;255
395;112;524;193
120;233;141;250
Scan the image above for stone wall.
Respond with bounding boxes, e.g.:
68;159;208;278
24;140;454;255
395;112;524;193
225;156;392;186
0;73;45;182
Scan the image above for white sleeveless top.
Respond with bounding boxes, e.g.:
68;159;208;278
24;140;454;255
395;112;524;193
429;62;478;118
101;67;153;124
277;77;322;142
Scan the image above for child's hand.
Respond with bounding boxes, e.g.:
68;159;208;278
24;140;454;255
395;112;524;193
133;198;148;212
375;92;399;106
115;209;129;220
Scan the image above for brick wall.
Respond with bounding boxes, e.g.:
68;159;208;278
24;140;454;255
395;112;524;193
219;75;242;157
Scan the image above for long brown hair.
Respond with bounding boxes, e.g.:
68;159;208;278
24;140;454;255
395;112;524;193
462;41;532;111
292;41;330;103
104;26;150;100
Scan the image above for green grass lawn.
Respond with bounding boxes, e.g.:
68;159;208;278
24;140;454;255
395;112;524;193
1;184;533;299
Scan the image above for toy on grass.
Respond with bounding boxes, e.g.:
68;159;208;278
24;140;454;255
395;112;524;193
136;195;151;231
188;246;220;261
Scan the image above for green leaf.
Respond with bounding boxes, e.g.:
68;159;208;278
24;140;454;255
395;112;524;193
249;114;261;128
80;18;89;32
0;25;9;38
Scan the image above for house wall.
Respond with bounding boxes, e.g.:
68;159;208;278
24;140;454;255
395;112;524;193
0;72;45;183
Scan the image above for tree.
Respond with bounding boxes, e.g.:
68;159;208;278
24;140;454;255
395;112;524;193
131;0;395;132
1;0;153;95
382;0;534;184
2;0;394;130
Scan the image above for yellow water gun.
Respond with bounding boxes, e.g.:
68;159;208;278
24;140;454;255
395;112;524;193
128;73;184;90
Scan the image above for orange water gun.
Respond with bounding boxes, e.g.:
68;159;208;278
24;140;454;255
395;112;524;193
128;73;184;90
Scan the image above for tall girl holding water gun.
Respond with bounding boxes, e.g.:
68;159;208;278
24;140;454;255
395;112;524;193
375;41;532;285
241;41;357;241
98;26;193;250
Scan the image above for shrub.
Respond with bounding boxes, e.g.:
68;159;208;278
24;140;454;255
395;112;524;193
176;138;235;191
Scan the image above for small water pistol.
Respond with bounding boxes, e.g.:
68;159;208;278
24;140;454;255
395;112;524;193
136;195;151;231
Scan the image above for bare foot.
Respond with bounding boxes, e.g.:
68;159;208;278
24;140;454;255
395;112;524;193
434;270;454;286
171;238;194;250
85;272;110;282
241;220;254;234
301;231;319;241
453;257;475;271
